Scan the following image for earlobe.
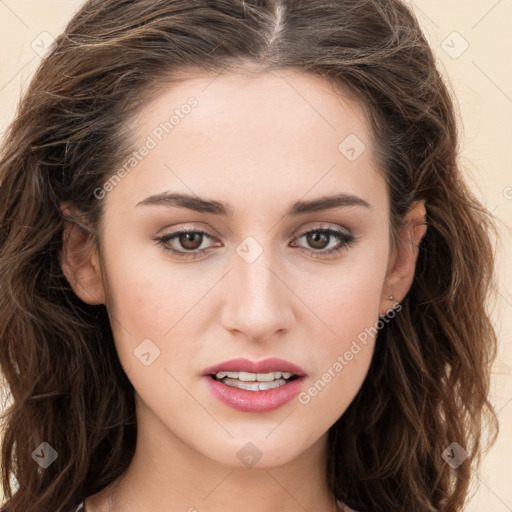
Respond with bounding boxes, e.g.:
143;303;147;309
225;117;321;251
379;200;427;316
60;206;105;305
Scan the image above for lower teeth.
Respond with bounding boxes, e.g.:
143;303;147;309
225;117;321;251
219;377;289;391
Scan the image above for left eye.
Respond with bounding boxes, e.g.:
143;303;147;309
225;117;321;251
291;227;355;256
153;226;355;260
153;229;217;258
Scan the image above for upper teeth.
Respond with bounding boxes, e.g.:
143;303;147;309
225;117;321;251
215;371;293;381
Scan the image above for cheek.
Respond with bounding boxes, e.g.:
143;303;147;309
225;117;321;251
98;241;176;373
295;280;379;425
301;250;388;341
292;255;388;416
100;243;225;387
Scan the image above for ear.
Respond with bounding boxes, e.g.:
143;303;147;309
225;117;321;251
379;200;427;316
60;204;105;305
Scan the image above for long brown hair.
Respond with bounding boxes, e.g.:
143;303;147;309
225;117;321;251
0;1;499;510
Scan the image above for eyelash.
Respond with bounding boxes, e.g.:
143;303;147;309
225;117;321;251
152;226;355;260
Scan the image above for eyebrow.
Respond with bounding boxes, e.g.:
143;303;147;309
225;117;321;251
136;192;370;216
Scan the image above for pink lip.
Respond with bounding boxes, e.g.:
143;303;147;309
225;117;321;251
202;357;307;413
204;375;306;413
202;357;307;377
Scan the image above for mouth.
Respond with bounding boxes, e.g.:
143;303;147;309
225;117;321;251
202;358;307;413
208;371;300;391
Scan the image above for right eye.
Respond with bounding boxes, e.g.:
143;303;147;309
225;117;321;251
153;228;220;259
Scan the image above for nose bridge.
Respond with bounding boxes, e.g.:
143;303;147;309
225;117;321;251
222;234;293;339
235;234;283;308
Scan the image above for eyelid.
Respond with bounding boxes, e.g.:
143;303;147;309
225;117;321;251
153;222;356;260
156;222;351;242
293;221;351;236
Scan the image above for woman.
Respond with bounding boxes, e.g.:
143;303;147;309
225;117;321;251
0;0;499;511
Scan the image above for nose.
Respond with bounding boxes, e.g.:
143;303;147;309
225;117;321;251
220;242;295;342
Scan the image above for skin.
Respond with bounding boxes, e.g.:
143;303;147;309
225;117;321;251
61;68;426;512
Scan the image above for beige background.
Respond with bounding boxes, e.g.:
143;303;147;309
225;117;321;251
0;1;511;510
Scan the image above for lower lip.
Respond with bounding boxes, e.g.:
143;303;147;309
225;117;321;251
204;375;306;413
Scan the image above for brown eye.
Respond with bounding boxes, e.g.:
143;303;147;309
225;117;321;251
178;232;204;250
292;227;355;257
153;229;218;259
153;226;355;261
305;231;330;250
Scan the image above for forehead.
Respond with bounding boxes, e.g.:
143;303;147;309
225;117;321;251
106;69;387;215
132;69;371;153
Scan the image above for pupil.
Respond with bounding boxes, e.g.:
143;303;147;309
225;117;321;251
308;232;328;249
181;232;201;250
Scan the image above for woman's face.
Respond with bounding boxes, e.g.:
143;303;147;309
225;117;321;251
66;69;417;469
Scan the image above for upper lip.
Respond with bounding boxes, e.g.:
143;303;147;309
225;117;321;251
202;357;307;377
